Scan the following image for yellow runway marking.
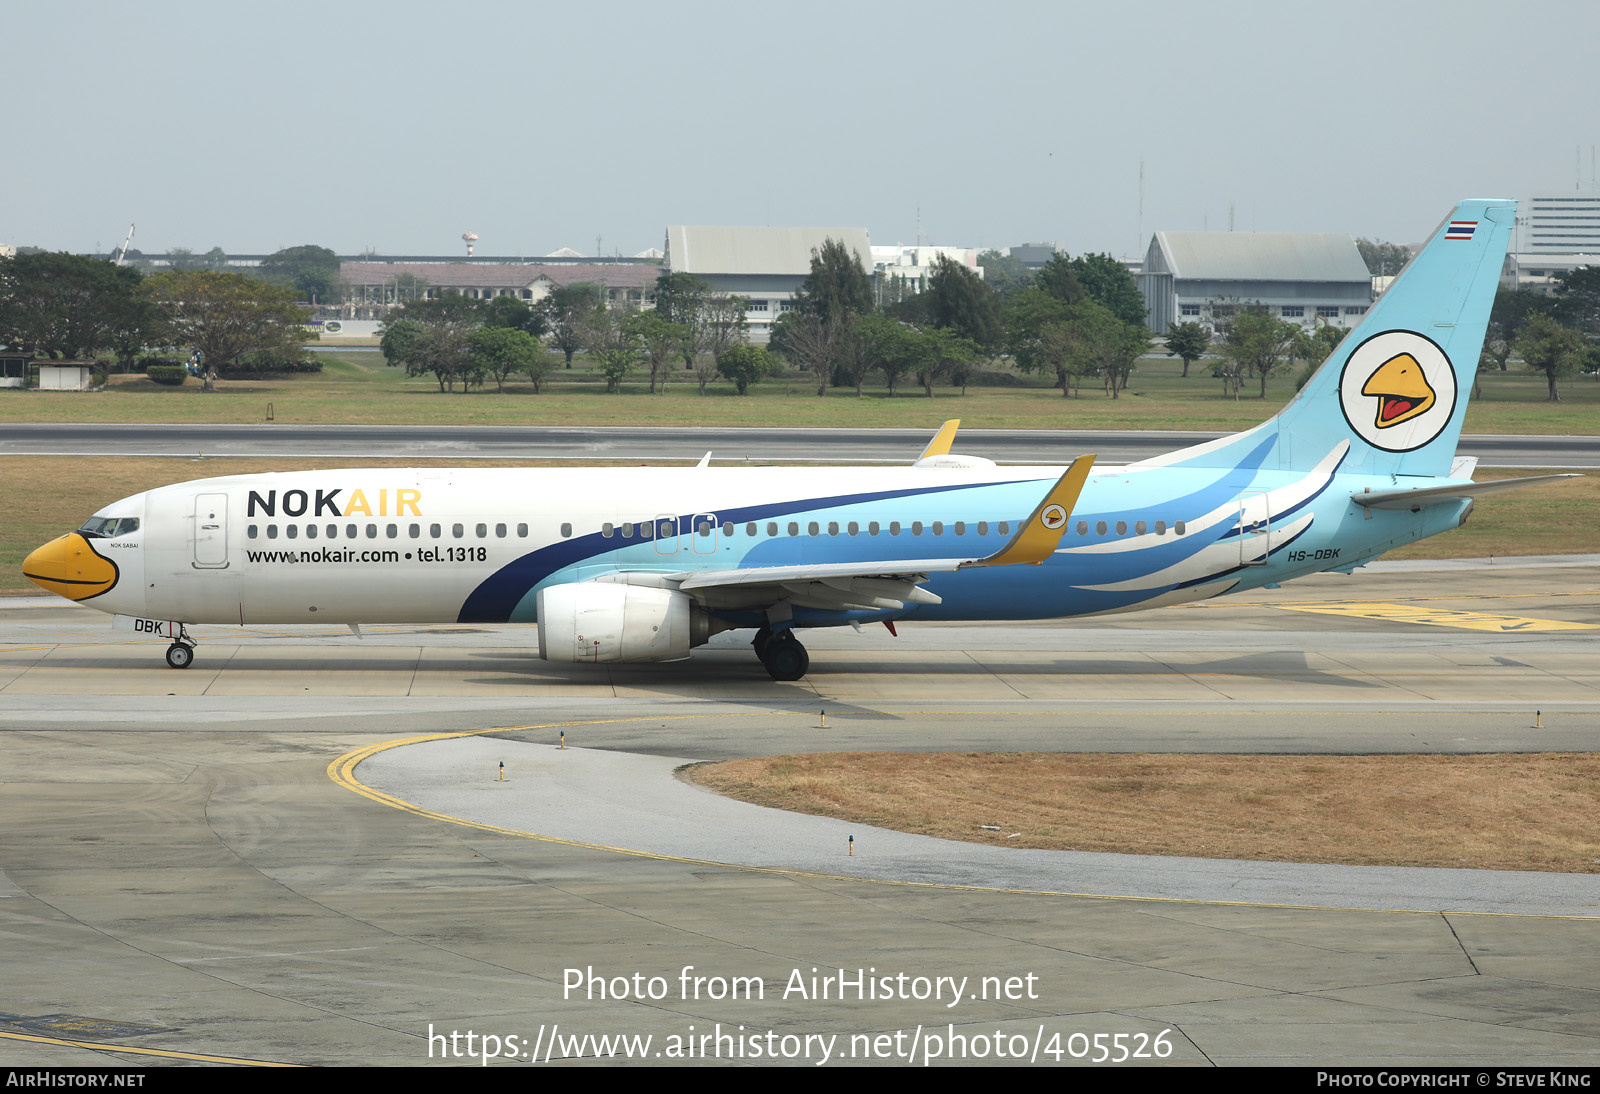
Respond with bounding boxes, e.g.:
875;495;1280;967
328;716;1594;920
0;1028;298;1065
1275;602;1600;632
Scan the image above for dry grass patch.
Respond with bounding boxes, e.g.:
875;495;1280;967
683;752;1600;872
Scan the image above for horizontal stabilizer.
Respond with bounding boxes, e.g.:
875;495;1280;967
1351;474;1579;510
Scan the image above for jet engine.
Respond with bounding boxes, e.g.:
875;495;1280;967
536;582;714;663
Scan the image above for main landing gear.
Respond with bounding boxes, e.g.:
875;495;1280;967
753;625;809;682
165;625;196;669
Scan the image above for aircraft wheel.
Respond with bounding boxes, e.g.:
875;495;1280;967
751;625;772;659
165;642;195;669
762;634;809;681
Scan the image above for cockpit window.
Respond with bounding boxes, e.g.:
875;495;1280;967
78;516;139;538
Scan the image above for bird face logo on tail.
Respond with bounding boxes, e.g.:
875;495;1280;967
1338;331;1457;453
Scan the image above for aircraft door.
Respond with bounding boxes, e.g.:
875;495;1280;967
193;493;230;569
691;513;719;555
652;514;679;556
1237;491;1270;566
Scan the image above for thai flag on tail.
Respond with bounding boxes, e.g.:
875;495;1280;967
1445;221;1477;240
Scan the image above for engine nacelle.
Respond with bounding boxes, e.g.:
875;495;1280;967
536;582;710;663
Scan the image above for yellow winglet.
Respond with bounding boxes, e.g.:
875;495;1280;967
916;419;961;463
964;455;1096;567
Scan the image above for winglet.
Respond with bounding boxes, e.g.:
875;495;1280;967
917;419;961;463
963;455;1095;567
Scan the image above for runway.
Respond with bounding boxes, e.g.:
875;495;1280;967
2;422;1597;467
2;561;1599;1066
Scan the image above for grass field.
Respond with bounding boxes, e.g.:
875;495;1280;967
684;751;1600;872
4;350;1599;433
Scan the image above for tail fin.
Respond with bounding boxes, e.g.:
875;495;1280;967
1146;199;1514;477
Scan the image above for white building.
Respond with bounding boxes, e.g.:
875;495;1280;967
663;226;872;342
1137;232;1373;334
1505;195;1600;290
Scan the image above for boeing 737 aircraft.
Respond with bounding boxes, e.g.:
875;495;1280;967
23;199;1573;680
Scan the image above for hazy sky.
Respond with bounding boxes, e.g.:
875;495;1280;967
8;0;1598;259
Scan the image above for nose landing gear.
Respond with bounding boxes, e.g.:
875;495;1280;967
164;624;196;669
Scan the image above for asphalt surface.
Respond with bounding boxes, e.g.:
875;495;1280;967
3;422;1598;467
2;559;1598;1066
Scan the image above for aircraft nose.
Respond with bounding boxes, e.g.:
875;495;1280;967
23;533;120;601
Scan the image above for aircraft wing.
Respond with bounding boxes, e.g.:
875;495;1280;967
1351;473;1578;510
661;456;1096;611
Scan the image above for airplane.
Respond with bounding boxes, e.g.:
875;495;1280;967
22;199;1576;681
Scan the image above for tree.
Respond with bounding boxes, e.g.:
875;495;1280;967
771;311;838;396
469;325;539;393
143;271;311;392
627;309;686;393
538;283;604;367
1553;266;1600;343
1483;287;1551;372
412;320;478;393
0;251;150;360
1217;308;1299;399
976;249;1033;299
202;247;230;272
1068;302;1148;398
1070;253;1147;327
925;254;1002;350
1005;286;1076;396
388;290;484;326
1515;313;1584;402
854;312;920;395
484;295;547;338
1034;254;1085;304
792;238;873;325
525;346;558;393
914;327;983;398
716;344;773;395
1356;238;1411;277
1163;320;1210;378
257;244;341;305
577;304;641;393
693;294;747;394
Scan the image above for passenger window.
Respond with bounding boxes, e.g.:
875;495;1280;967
327;524;337;539
1135;520;1147;535
267;525;278;540
620;522;633;539
286;525;298;540
1175;520;1187;535
558;523;570;538
453;523;465;539
828;521;839;536
387;524;398;538
869;521;880;536
476;523;487;538
430;523;441;538
931;521;943;535
409;524;420;538
601;523;614;538
641;522;654;539
698;521;711;536
999;522;1010;536
1076;521;1087;536
767;522;778;537
747;523;758;537
495;523;507;538
808;522;819;537
722;522;734;536
1155;520;1166;535
912;522;923;536
954;522;964;535
788;522;799;536
247;525;258;540
306;524;318;540
848;521;859;536
890;522;901;535
366;524;378;539
1096;521;1107;535
1116;521;1127;536
977;521;987;535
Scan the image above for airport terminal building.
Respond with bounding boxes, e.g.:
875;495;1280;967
1137;231;1373;334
